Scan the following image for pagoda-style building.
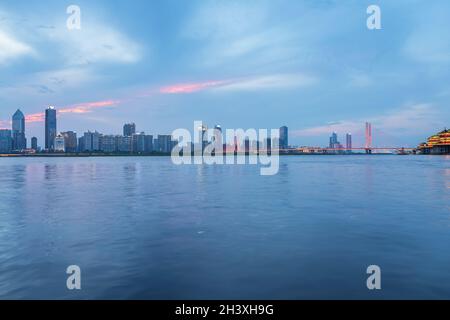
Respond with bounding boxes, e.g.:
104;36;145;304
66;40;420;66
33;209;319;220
417;129;450;154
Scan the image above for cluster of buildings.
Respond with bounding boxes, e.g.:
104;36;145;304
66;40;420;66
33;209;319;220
0;109;30;153
0;107;176;154
329;132;352;150
199;124;289;153
0;107;290;155
417;129;450;154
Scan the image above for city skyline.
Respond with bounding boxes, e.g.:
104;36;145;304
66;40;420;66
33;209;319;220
2;104;448;155
0;1;449;148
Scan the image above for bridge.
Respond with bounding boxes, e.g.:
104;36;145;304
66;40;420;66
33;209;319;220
285;123;415;154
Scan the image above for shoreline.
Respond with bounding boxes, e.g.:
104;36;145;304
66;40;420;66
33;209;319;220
0;152;438;158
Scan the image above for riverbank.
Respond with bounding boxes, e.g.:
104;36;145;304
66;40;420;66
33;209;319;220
0;152;406;157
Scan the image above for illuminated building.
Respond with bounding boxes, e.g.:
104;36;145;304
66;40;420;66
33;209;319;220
45;106;57;151
12;109;26;151
417;129;450;154
54;134;65;152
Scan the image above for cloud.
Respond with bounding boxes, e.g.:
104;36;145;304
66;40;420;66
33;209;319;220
23;99;121;124
159;73;317;94
403;4;450;64
216;74;317;92
0;67;99;97
1;5;142;67
160;80;228;94
293;104;443;139
183;1;267;40
293;120;362;137
43;22;142;66
59;100;121;114
0;30;33;65
36;68;99;89
181;1;302;69
0;120;9;129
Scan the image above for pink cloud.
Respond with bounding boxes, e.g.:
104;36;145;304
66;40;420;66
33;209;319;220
17;99;122;124
293;121;363;137
0;120;10;129
25;113;45;123
159;74;315;94
59;99;121;114
160;80;227;94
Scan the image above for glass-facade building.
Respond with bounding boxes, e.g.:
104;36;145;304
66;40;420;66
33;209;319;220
45;106;57;151
12;109;26;151
123;123;136;137
279;126;288;149
0;129;13;153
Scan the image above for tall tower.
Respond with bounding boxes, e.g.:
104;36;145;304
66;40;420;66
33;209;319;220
31;137;38;150
12;109;26;150
329;132;338;148
279;126;288;149
123;123;136;137
346;133;352;150
212;125;223;154
365;122;372;154
45;106;57;151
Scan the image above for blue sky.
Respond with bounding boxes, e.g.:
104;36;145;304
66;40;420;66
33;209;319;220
0;0;449;147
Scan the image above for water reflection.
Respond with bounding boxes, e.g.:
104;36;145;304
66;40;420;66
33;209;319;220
0;156;449;299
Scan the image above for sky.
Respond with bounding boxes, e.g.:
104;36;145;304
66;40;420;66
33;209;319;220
0;0;449;148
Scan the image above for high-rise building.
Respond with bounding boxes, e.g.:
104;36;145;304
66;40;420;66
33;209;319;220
31;137;38;151
100;135;118;152
12;109;26;150
78;136;85;152
61;131;77;153
346;133;352;149
201;125;208;152
144;135;153;152
54;134;65;152
212;125;223;154
0;129;13;153
123;123;136;137
82;131;100;151
279;126;288;149
266;137;272;151
329;132;339;149
157;135;172;153
132;132;146;153
244;138;250;154
117;135;133;152
45;106;57;151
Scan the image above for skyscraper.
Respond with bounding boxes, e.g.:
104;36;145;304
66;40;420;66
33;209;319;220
346;133;352;150
329;132;339;148
244;138;250;154
157;135;172;153
279;126;288;149
31;137;38;151
132;132;146;153
61;131;78;152
118;135;132;152
99;135;119;152
54;134;65;152
0;129;13;153
212;125;223;154
144;135;153;152
123;123;136;137
12;109;26;150
45;106;57;151
82;131;100;151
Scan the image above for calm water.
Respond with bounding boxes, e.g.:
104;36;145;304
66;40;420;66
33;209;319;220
0;155;449;299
